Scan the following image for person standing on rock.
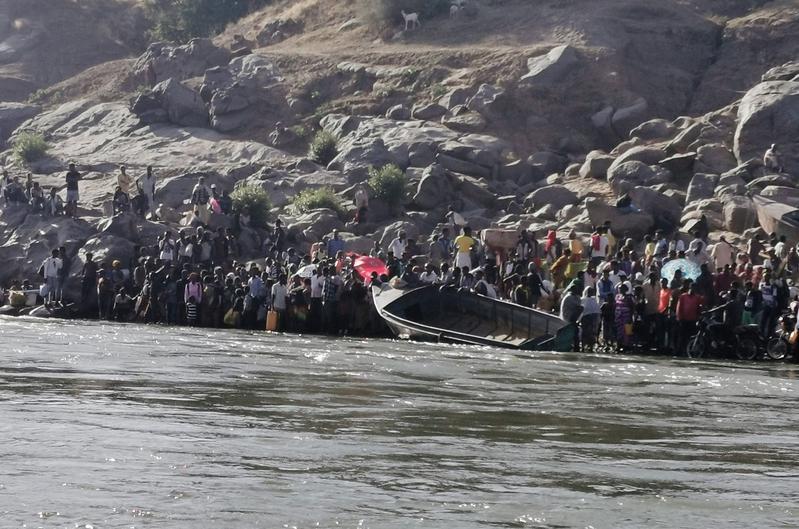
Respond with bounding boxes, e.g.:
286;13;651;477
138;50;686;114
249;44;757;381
454;226;476;270
140;165;156;218
64;163;82;217
80;252;98;309
118;165;133;196
39;249;63;305
190;176;211;225
764;144;783;173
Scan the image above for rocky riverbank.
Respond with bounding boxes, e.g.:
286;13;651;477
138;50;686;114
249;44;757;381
0;0;798;294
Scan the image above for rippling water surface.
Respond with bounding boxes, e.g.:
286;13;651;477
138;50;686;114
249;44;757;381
1;317;798;528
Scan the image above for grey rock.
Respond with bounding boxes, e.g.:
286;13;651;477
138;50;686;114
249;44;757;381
657;152;696;179
762;62;799;82
527;151;567;175
525;185;578;211
609;145;668;172
628;186;681;229
584;197;654;239
438;87;472;109
411;102;447;121
293;171;350;193
466;84;505;117
453;174;496;208
591;105;618;144
666;122;703;154
151;78;208;128
747;174;795;191
612;97;650;138
386;104;411;120
759;185;799;202
685;173;719;204
441;110;486;133
723;196;757;233
413;164;451;210
629;119;676;141
435;153;491;179
607;161;656;194
499;159;532;182
579;150;614;179
695;143;738;175
133;39;231;86
734;80;799;175
519;45;580;88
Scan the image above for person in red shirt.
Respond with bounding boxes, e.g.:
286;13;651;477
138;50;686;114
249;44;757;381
676;284;704;355
714;264;733;296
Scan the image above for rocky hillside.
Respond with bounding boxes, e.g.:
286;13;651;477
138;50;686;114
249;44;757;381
0;0;798;291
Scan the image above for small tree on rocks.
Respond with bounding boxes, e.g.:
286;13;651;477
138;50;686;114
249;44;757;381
231;184;271;228
368;164;407;209
308;130;339;166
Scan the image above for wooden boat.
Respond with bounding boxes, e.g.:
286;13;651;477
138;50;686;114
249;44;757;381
372;283;575;351
753;195;799;243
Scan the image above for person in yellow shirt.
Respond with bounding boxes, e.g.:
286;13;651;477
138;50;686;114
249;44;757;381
454;226;476;269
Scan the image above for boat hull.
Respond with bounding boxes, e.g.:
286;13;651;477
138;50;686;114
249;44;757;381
372;284;575;351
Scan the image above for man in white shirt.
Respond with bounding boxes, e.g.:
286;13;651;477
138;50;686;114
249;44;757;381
711;235;737;271
248;269;266;302
419;263;439;284
271;275;289;331
764;144;783;173
41;249;63;304
388;230;408;260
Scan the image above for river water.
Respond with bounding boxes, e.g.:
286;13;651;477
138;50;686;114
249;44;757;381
1;317;797;529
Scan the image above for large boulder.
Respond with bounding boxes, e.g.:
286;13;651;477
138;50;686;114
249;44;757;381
734;80;799;175
412;164;452;210
609;145;668;170
579;150;614;179
527;151;568;176
466;84;505;117
685;173;719;205
132;39;231;86
723;196;757;233
151;78;208;127
628;186;681;229
453;174;496;208
519;45;580;88
759;185;799;204
287;209;344;241
629;119;676;141
584;198;654;239
524;185;578;211
607;161;669;194
201;55;287;133
293;171;349;193
411;102;447;121
612;97;651;138
695;143;737;175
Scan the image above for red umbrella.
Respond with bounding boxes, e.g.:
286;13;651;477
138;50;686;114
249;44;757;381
353;256;387;283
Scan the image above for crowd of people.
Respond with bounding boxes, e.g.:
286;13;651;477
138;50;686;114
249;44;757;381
2;159;799;361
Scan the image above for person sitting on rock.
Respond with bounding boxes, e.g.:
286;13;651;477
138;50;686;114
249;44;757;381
191;176;211;207
615;192;639;214
29;182;45;213
764;144;783;173
131;182;148;218
113;186;130;214
44;188;64;217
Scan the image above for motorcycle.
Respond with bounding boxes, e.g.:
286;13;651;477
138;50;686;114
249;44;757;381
765;309;796;361
686;313;763;360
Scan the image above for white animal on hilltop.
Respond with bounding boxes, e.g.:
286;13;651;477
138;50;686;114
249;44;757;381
450;4;460;17
401;10;420;30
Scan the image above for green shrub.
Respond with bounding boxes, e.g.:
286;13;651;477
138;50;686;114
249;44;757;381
12;132;49;165
361;0;451;30
144;0;270;42
231;184;271;228
368;164;407;208
308;130;339;166
292;187;346;217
